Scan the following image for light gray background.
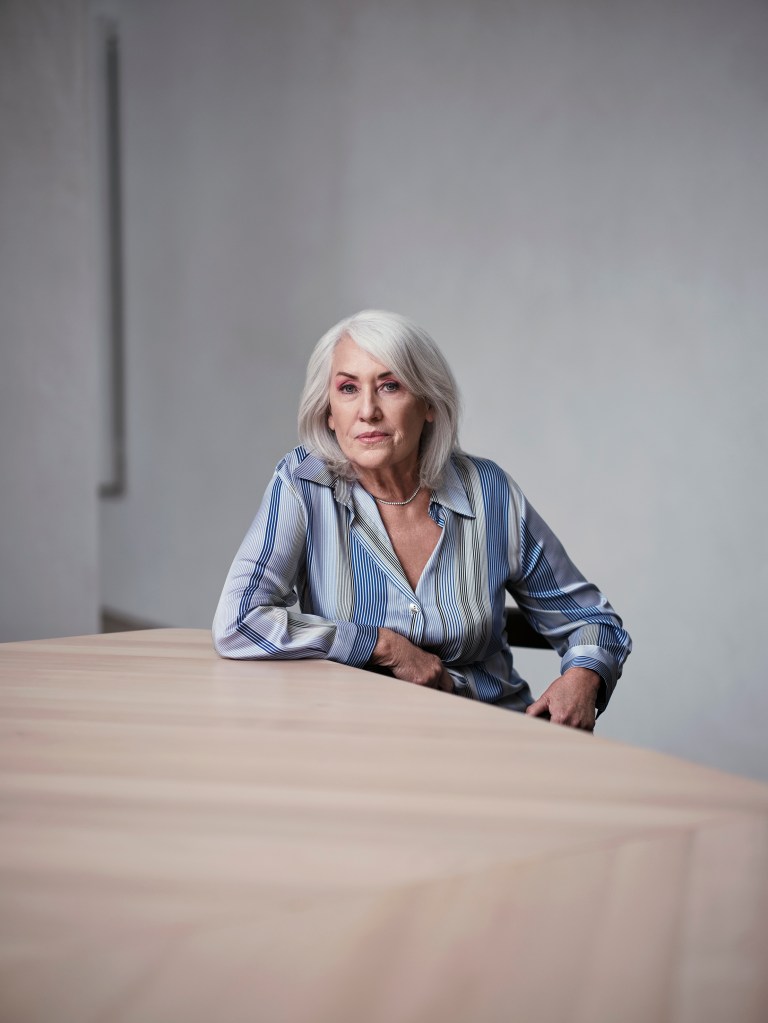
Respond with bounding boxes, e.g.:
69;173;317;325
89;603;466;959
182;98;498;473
2;0;767;780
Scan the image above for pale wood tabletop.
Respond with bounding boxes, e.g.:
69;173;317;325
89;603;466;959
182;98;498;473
1;628;766;1023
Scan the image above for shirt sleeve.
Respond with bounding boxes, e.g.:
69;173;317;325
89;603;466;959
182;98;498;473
212;460;378;666
506;479;632;714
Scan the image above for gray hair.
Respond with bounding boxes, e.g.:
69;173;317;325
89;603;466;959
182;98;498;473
298;310;462;488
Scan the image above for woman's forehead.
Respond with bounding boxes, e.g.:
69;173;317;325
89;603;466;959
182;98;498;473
331;335;392;377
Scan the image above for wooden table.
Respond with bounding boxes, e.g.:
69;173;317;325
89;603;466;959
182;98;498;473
1;629;766;1023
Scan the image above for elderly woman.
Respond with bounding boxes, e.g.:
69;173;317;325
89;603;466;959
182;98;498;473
213;310;631;730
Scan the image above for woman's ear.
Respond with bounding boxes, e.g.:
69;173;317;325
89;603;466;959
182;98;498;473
425;403;435;424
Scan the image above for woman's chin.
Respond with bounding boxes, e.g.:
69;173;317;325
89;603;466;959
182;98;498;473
348;444;394;467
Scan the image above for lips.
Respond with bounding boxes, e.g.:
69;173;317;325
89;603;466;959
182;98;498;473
356;431;389;441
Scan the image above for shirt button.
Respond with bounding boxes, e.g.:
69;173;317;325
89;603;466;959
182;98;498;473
409;603;419;613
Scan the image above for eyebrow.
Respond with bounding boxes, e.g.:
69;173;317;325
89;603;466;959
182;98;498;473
334;370;396;380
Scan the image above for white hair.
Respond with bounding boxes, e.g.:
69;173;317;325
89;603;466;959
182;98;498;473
298;310;462;488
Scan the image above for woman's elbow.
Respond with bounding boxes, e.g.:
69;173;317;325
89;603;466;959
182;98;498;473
212;620;239;658
211;614;266;660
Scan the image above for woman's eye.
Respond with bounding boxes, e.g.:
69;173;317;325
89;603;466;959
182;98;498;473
381;381;400;393
339;383;357;394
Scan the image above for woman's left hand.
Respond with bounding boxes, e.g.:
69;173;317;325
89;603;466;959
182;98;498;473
525;667;602;732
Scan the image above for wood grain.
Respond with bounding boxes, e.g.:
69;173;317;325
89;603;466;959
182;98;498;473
1;629;766;1023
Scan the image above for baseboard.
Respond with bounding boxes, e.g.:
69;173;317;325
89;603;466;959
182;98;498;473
100;607;166;633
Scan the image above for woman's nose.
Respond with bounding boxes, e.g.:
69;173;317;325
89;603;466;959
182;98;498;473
359;388;382;420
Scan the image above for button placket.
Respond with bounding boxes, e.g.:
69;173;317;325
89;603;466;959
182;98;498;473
407;602;422;643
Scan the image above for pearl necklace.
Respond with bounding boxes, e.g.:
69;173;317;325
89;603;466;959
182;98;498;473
372;484;422;506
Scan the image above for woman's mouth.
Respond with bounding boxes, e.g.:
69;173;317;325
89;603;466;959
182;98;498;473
356;431;389;442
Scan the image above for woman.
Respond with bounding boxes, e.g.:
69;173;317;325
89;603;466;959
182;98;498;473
213;310;631;730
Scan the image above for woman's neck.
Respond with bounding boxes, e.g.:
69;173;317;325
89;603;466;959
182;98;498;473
356;465;421;504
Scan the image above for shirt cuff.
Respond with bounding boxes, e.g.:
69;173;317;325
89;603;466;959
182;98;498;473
327;621;379;667
560;645;618;715
446;668;474;698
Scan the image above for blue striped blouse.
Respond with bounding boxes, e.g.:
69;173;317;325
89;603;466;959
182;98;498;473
213;447;631;712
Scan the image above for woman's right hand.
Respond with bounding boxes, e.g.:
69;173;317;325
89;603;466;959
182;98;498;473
371;628;454;692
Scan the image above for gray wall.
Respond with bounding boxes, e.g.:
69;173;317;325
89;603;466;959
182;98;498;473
0;0;100;641
3;0;766;780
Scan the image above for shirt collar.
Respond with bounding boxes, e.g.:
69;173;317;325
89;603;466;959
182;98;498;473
294;451;353;508
431;456;475;518
294;450;475;518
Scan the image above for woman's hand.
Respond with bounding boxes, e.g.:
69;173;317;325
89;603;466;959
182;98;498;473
371;628;454;692
525;666;601;731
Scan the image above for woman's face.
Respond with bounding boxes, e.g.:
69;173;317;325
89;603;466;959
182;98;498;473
327;335;434;479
